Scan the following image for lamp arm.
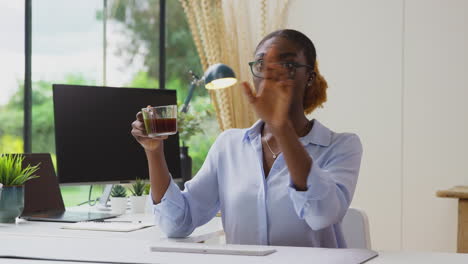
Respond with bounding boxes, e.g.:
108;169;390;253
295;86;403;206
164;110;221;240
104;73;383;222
181;71;204;113
181;81;198;113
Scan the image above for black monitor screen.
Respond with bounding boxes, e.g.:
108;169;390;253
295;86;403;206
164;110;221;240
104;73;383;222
53;84;181;184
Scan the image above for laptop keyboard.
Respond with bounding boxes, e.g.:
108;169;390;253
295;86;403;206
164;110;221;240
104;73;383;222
22;210;117;223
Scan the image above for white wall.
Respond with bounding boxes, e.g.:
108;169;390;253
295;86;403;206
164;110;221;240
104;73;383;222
287;0;468;252
402;0;468;252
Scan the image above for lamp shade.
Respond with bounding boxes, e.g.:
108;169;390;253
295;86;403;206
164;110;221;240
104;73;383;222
204;63;237;90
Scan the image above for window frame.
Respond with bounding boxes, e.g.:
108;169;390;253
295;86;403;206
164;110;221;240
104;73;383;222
23;0;167;152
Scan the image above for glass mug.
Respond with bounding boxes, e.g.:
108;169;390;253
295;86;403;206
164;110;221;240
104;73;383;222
141;105;178;137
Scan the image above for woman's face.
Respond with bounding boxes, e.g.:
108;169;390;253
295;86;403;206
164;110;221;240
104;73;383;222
252;36;312;105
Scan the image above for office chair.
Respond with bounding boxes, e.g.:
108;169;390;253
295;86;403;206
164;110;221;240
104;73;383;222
342;207;372;249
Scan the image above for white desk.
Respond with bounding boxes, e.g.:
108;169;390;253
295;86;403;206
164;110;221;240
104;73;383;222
0;213;223;244
369;251;468;264
1;233;467;264
0;207;467;263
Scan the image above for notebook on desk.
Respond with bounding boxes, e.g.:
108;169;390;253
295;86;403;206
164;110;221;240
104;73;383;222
18;153;119;223
61;221;154;232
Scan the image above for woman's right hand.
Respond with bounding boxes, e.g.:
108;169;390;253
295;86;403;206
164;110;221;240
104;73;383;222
131;111;168;152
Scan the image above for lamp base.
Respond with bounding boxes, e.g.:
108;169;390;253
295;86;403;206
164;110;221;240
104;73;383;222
180;146;192;188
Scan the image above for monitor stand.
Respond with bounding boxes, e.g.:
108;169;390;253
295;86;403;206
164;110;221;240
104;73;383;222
96;184;113;211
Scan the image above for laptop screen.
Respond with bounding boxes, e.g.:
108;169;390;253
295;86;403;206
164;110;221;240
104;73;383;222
20;153;65;215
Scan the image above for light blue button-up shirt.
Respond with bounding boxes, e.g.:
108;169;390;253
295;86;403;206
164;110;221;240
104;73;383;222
153;119;363;248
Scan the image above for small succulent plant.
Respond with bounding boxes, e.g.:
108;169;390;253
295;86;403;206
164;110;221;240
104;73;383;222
111;184;127;198
144;183;151;195
129;178;146;196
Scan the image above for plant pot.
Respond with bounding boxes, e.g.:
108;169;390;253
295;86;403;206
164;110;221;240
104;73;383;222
110;197;127;215
130;195;147;214
145;194;153;214
0;186;24;223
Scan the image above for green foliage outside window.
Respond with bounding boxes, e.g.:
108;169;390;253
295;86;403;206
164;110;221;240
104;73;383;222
0;135;23;153
104;0;203;83
0;1;218;206
0;74;95;155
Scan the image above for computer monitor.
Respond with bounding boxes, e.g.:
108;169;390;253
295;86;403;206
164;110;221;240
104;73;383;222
53;84;181;185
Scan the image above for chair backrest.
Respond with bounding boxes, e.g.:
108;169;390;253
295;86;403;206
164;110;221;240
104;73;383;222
342;207;372;249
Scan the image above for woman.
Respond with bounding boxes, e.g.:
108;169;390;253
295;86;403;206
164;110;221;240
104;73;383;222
131;29;362;248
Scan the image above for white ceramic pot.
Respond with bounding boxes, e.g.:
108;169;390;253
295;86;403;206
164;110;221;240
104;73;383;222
130;195;147;214
145;194;153;214
110;197;127;214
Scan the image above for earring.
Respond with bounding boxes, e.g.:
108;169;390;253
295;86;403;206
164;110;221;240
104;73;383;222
307;78;313;86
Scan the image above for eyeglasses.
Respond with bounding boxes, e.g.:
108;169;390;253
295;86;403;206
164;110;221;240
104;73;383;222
248;60;314;79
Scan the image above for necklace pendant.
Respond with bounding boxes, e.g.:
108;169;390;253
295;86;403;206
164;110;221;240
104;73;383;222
273;154;277;159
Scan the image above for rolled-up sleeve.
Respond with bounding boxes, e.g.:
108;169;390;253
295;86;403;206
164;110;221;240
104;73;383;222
153;133;224;238
288;134;363;231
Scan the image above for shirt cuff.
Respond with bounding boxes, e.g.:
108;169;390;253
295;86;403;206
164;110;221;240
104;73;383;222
287;162;334;218
153;178;185;222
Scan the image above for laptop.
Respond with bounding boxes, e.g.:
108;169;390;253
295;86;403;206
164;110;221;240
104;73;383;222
19;153;119;223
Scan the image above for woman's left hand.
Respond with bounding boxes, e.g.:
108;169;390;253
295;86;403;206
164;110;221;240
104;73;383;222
242;57;295;129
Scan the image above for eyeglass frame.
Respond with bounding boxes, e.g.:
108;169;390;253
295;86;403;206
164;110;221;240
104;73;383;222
248;60;315;79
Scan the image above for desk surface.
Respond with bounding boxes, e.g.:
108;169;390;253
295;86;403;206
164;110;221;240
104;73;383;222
0;207;467;264
0;234;467;264
0;213;223;244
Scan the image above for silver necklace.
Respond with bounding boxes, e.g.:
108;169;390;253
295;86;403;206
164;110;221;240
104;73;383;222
261;121;312;159
263;137;280;159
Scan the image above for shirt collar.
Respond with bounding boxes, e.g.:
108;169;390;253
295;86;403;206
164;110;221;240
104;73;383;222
242;119;332;147
301;119;332;147
242;119;264;143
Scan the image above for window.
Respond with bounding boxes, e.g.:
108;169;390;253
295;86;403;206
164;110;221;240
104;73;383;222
0;2;25;154
32;0;105;206
165;0;218;175
107;0;218;175
6;0;217;207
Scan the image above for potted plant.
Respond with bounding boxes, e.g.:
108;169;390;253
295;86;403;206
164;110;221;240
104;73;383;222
144;183;151;196
110;184;127;214
129;178;147;214
0;154;40;223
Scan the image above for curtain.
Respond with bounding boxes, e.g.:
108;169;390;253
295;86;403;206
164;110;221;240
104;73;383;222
179;0;290;130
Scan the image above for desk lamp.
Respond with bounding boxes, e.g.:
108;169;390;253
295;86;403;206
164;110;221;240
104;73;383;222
181;63;237;113
178;63;237;184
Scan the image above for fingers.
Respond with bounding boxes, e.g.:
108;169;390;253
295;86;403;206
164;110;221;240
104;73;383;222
136;111;143;122
131;127;146;138
131;118;147;140
242;82;256;104
262;45;293;81
132;120;145;132
264;63;289;81
260;70;294;97
131;122;168;139
131;126;167;143
139;135;168;141
277;79;295;95
276;64;289;80
131;112;169;151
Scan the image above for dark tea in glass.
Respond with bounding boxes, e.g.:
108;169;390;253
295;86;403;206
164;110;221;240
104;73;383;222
142;105;178;137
